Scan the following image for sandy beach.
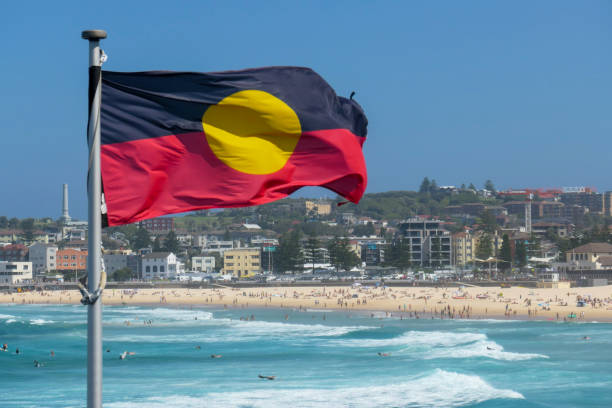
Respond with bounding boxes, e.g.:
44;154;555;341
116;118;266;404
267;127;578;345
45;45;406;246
3;284;612;322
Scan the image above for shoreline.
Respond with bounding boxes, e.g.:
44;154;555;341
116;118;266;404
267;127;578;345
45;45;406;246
3;284;612;323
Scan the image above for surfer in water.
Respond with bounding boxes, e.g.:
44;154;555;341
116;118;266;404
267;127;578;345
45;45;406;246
486;346;495;351
210;354;222;359
1;344;7;352
119;351;134;360
377;352;390;357
258;374;276;380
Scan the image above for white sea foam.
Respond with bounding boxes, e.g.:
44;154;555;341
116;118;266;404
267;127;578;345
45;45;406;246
225;320;370;338
0;313;15;319
5;318;17;323
105;369;523;408
329;330;487;348
424;339;548;361
30;318;55;325
105;320;369;343
107;307;214;321
329;330;548;361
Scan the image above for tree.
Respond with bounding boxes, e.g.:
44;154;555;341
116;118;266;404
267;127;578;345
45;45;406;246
468;183;476;191
338;238;360;272
275;230;303;273
8;217;19;229
328;237;343;273
111;267;135;282
479;210;498;234
419;177;431;194
153;236;163;252
0;216;7;228
133;227;151;250
328;237;360;272
223;229;231;241
352;222;375;237
102;236;120;250
484;180;496;193
211;252;223;272
163;230;180;254
499;234;512;270
475;233;493;260
385;238;411;272
20;218;35;242
515;240;527;267
430;179;438;191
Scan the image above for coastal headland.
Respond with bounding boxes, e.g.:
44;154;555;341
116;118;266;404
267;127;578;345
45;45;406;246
3;284;612;322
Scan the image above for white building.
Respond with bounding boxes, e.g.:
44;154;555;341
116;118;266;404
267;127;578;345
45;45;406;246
176;233;193;247
196;235;208;248
205;240;236;254
28;243;58;276
0;261;33;284
141;252;183;280
191;256;215;273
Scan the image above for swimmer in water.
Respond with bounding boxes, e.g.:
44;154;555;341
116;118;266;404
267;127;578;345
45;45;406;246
258;374;276;380
583;336;591;340
119;351;128;360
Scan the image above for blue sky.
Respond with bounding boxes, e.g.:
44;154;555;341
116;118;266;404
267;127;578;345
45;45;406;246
1;1;610;220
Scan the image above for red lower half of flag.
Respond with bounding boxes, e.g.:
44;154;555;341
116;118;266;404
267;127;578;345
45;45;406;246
100;130;366;226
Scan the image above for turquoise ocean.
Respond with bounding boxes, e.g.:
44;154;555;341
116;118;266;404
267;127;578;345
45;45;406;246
1;304;611;407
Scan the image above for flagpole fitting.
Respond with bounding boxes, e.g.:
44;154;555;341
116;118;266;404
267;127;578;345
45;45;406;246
82;30;107;40
78;271;107;305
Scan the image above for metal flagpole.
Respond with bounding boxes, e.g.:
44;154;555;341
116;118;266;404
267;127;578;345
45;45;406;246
82;29;107;408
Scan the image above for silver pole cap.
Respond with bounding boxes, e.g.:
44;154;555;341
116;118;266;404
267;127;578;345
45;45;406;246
82;30;107;40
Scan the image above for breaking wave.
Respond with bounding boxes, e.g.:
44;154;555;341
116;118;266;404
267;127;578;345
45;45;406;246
329;330;547;361
105;369;523;408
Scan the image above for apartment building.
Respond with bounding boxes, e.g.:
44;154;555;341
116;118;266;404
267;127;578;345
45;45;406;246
28;242;58;275
398;219;451;267
0;261;33;284
223;248;261;278
452;230;475;267
560;189;603;214
140;218;174;233
56;248;88;275
191;256;216;273
0;244;28;262
305;200;332;216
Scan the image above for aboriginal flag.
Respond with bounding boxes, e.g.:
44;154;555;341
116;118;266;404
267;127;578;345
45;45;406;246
98;66;368;226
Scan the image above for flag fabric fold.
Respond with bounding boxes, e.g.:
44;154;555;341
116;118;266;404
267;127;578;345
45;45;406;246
100;66;367;226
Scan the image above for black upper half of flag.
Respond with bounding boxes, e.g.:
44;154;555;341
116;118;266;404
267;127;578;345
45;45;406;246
101;66;368;146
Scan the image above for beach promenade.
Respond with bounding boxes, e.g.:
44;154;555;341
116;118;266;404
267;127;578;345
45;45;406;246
2;284;612;322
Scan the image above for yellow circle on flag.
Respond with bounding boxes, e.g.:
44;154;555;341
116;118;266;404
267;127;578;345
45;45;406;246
202;90;302;175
